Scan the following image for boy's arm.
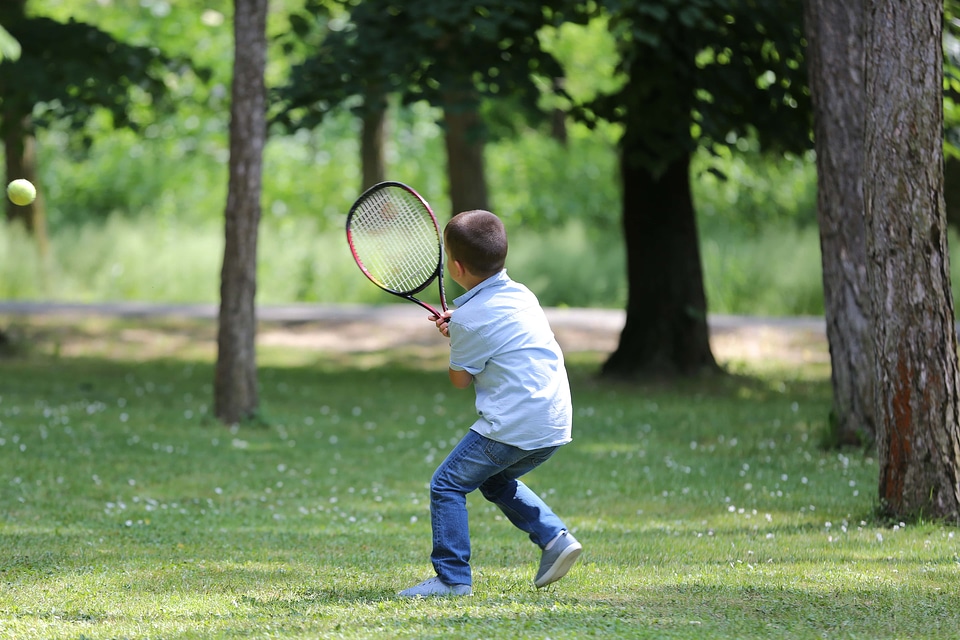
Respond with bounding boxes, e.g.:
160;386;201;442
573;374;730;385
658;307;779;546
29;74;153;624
448;368;473;389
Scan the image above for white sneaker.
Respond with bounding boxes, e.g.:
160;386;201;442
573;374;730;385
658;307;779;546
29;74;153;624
534;531;582;588
398;576;472;598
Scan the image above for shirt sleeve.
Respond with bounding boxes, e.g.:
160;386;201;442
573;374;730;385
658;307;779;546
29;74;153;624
448;320;488;375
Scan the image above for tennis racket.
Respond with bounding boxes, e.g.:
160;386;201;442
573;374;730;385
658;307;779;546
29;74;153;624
346;181;448;318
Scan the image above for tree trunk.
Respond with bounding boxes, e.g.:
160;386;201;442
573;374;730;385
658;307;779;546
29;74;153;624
0;0;45;253
864;0;960;520
804;0;876;447
215;0;268;425
3;116;49;257
442;91;489;216
601;151;719;378
360;96;386;190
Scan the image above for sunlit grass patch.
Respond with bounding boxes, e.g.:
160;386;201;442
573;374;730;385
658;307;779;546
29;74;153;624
1;332;959;639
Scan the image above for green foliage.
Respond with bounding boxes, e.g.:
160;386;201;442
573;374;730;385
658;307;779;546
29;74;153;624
575;0;811;172
0;117;885;317
2;333;960;638
700;225;825;316
275;0;568;133
0;24;20;61
693;144;818;235
945;1;960;159
0;13;207;140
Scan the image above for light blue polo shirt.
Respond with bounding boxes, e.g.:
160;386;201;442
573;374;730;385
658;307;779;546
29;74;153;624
448;270;573;450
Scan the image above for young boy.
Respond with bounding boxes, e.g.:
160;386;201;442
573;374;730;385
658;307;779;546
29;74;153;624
398;209;581;598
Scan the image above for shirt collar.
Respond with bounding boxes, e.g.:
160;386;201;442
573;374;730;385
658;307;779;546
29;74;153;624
453;269;509;307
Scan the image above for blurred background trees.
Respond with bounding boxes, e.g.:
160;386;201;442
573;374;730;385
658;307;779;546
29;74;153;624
0;0;206;256
1;0;958;354
2;0;958;518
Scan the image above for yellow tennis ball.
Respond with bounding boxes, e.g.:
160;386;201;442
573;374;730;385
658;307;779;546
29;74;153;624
7;179;36;206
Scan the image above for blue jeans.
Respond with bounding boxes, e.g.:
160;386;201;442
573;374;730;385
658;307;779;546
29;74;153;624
429;429;567;586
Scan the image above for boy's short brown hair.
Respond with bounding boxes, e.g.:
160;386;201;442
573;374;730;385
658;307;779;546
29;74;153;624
444;210;508;278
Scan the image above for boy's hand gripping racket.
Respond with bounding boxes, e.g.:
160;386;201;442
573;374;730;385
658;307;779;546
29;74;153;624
346;181;448;318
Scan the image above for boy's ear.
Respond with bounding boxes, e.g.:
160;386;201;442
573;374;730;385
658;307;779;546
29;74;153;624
451;259;466;278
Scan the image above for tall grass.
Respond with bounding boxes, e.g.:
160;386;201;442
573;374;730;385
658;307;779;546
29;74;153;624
12;107;960;315
6;216;960;315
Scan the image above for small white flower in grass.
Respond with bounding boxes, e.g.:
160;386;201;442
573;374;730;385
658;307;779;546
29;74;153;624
876;532;883;543
410;515;418;523
215;487;223;495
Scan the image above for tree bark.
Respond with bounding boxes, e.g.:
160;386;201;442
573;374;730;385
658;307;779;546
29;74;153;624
360;95;386;190
601;151;719;378
215;0;268;425
804;0;876;447
442;91;489;216
864;0;960;520
3;115;49;257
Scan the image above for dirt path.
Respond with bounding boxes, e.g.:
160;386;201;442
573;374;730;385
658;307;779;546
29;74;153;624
0;302;829;366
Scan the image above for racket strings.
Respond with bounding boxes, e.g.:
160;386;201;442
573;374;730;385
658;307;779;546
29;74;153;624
349;188;441;293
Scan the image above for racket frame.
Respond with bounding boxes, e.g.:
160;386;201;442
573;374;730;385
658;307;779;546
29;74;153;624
346;181;448;317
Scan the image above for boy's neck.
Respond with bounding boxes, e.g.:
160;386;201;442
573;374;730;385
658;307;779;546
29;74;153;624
458;272;487;291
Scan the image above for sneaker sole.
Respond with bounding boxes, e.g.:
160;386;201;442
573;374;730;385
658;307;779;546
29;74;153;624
534;543;582;588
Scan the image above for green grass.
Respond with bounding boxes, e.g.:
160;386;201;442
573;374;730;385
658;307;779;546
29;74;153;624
1;318;959;639
8;215;960;316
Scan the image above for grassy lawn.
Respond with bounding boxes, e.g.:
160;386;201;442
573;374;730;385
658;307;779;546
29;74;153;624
1;316;958;639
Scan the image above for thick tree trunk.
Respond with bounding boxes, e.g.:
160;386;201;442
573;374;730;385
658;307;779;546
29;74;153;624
601;152;719;378
360;97;386;190
804;0;876;447
442;92;489;216
864;0;960;520
215;0;268;425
